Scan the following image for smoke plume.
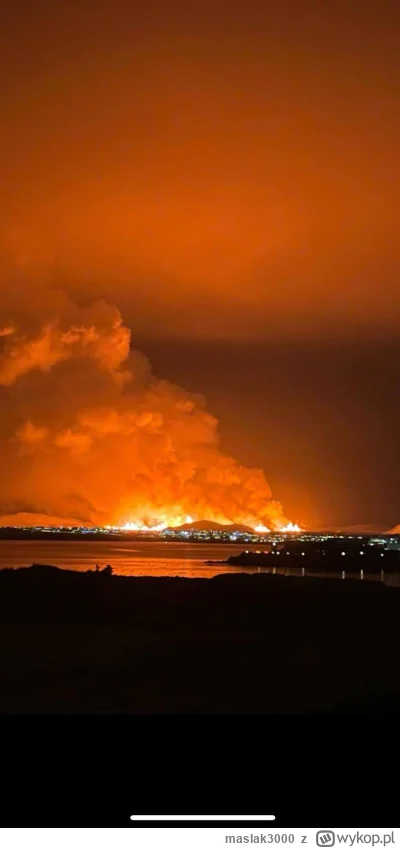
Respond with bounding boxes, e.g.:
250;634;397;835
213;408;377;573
0;236;288;529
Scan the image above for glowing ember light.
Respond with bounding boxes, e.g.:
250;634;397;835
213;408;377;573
104;514;302;535
105;513;196;533
104;521;167;532
121;520;168;532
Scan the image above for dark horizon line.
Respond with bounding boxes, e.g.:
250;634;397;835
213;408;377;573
0;524;397;535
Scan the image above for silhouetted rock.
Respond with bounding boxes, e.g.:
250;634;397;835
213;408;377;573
0;564;399;714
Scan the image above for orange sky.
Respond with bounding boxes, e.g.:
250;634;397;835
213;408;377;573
1;0;400;529
1;0;400;342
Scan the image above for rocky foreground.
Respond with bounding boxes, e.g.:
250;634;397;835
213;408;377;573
1;564;400;713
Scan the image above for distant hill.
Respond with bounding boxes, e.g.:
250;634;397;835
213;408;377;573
170;520;255;533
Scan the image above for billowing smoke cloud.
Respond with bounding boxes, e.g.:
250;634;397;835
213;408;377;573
0;233;288;529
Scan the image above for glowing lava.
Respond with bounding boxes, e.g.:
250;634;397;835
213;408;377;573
103;516;302;534
106;515;194;532
280;522;302;532
255;521;302;534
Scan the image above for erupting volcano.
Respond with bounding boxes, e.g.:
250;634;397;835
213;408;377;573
0;280;300;532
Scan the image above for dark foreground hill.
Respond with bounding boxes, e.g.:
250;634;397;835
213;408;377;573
1;565;400;713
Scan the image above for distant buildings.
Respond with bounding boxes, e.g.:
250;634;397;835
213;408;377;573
0;524;399;552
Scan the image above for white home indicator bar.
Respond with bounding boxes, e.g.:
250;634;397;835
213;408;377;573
131;815;275;821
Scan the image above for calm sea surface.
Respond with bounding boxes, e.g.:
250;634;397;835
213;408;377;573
0;540;270;578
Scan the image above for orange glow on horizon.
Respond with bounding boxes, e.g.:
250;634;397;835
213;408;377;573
253;521;303;534
280;522;302;533
105;514;195;532
104;515;303;533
